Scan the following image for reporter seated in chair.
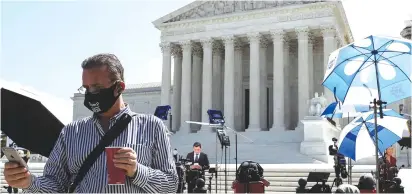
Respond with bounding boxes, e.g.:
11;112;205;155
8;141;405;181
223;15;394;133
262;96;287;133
186;142;210;170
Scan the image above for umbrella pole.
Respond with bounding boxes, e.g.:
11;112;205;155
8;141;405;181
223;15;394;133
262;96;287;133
373;98;380;193
347;113;353;185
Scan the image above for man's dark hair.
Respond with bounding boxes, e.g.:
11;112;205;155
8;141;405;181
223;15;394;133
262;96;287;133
193;142;201;148
81;53;125;82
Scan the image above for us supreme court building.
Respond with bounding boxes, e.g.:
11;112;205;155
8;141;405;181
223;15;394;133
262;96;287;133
72;1;411;164
154;0;352;133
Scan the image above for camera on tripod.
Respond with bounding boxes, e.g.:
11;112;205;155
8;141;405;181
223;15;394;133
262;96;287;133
328;137;348;185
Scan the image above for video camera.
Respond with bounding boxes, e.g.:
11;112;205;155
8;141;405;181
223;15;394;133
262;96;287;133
236;160;263;183
328;138;348;183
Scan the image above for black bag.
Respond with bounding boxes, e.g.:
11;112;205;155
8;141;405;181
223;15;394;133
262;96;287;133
236;160;263;183
67;114;133;193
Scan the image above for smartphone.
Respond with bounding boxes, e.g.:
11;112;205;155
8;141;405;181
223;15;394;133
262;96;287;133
1;147;28;168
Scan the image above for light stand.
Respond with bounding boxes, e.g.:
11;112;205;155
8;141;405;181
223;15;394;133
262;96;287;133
371;98;386;193
207;109;230;194
399;104;411;168
154;105;171;130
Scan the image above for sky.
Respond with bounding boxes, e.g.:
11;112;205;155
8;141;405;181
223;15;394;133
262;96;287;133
1;0;411;101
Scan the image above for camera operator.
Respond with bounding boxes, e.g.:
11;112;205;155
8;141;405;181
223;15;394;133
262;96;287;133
328;137;348;186
185;142;210;193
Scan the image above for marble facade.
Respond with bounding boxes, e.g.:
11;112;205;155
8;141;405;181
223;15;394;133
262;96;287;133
154;0;352;133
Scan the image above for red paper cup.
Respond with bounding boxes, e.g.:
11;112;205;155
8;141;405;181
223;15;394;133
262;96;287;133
105;147;126;185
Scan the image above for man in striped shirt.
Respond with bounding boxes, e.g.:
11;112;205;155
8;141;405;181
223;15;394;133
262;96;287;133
3;53;178;193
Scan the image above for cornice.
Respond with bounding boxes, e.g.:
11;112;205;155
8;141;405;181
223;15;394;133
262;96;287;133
152;0;206;28
334;1;354;43
159;2;335;33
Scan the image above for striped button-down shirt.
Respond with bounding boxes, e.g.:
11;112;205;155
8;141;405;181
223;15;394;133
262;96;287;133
24;106;178;193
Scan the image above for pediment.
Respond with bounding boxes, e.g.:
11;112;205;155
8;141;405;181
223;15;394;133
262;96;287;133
153;0;325;27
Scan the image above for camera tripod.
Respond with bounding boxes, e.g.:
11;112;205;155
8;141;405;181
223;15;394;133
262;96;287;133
207;176;213;193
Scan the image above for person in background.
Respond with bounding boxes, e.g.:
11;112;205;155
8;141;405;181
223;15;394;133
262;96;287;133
357;174;376;193
385;147;397;167
185;142;210;170
295;178;309;193
3;53;178;193
185;142;210;193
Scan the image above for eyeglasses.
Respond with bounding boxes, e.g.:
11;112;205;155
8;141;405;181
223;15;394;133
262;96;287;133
78;81;118;94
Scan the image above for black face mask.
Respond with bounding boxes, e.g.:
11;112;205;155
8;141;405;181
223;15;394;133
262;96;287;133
83;84;121;114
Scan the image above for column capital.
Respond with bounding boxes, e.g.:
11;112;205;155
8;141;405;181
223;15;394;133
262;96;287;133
247;32;262;43
171;45;182;57
308;35;315;45
270;29;286;42
321;25;336;38
159;42;172;53
192;43;203;57
179;40;192;51
222;35;235;45
200;38;213;48
234;39;244;51
295;27;310;40
212;41;224;55
260;37;270;48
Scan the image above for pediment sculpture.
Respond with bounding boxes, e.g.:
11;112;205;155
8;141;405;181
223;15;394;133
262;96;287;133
164;1;324;23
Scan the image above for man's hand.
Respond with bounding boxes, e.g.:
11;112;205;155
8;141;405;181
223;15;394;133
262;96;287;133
3;162;31;189
114;147;137;177
190;164;201;170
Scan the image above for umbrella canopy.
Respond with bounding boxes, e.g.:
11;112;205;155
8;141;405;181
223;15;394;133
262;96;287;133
321;101;370;118
337;109;408;161
322;35;412;105
1;83;72;157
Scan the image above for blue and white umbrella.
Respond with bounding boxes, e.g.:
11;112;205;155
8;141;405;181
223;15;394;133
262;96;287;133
323;35;412;105
321;101;370;118
337;109;408;161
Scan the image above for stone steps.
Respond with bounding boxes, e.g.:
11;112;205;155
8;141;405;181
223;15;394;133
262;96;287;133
0;162;375;193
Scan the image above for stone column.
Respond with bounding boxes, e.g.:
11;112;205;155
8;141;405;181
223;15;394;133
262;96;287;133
296;27;310;122
270;30;285;130
246;32;262;131
179;41;192;133
234;40;244;131
200;39;213;131
308;35;315;97
322;25;337;103
191;43;203;131
212;42;224;111
283;39;290;129
223;36;235;129
260;38;269;130
171;46;182;132
160;42;172;105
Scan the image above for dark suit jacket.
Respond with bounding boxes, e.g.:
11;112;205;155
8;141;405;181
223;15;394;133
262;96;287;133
186;151;210;170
